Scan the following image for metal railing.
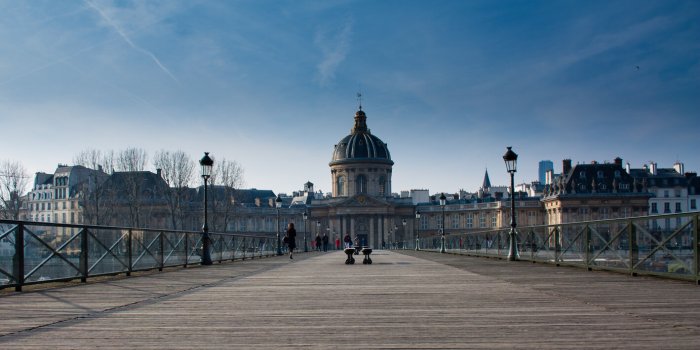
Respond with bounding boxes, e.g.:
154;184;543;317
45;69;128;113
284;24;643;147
401;212;700;284
0;220;283;291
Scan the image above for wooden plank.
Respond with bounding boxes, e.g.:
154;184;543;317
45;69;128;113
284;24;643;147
0;250;698;349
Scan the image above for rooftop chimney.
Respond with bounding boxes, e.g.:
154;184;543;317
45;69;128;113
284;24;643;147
614;157;622;167
650;162;657;175
156;168;162;178
674;162;684;174
562;159;572;175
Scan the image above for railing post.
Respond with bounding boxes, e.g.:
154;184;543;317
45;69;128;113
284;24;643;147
629;220;638;276
13;223;25;292
693;213;698;285
554;227;561;266
80;228;89;283
529;229;535;261
218;235;223;264
585;224;591;271
159;231;164;272
184;232;189;268
242;237;247;260
127;229;133;276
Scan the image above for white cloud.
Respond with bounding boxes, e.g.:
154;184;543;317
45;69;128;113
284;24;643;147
314;19;353;86
83;0;179;84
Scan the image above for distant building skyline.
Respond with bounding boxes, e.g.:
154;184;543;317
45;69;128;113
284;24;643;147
538;160;554;185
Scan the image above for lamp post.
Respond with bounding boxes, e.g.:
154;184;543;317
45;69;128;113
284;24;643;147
303;211;309;252
275;195;282;256
199;152;214;265
415;210;421;251
393;224;398;249
440;193;446;253
503;146;520;261
402;219;407;249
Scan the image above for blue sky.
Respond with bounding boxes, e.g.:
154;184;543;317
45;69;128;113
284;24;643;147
1;0;698;195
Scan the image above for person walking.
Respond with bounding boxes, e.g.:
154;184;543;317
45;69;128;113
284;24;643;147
286;222;297;259
343;233;352;248
335;236;341;250
322;234;329;252
315;234;322;252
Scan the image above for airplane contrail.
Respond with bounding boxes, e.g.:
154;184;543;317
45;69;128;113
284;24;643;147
84;0;179;84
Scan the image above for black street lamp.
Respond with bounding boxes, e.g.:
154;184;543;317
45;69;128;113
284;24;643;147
415;210;421;251
276;195;283;256
199;152;214;265
503;146;520;261
440;193;446;253
402;219;407;249
303;211;309;252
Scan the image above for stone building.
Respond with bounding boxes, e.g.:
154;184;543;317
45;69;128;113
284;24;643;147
541;158;652;225
307;107;415;247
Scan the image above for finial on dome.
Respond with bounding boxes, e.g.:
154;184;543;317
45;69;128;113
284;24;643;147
356;92;363;111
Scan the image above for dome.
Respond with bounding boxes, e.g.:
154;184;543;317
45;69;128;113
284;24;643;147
330;109;393;166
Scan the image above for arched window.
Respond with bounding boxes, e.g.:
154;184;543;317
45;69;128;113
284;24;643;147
356;175;367;194
336;176;345;196
378;176;386;196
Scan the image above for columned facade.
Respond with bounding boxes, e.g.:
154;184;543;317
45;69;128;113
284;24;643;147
308;106;414;248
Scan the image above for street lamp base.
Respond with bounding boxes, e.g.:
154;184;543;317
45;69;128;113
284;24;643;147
507;230;519;261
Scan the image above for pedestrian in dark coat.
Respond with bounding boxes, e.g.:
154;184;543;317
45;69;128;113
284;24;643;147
286;223;297;259
322;234;329;252
315;234;322;251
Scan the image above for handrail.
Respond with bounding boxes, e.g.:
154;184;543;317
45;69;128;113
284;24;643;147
0;219;291;291
405;211;700;284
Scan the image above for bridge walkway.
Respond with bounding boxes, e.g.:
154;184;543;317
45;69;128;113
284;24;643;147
1;250;699;349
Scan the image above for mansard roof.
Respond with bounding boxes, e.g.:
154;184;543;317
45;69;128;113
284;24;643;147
542;162;651;199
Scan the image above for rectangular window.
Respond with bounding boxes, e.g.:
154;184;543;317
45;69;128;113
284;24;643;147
451;215;459;229
466;213;473;229
63;201;66;209
491;214;497;228
651;203;657;213
691;199;697;210
479;213;486;228
47;203;51;210
664;190;669;198
675;203;682;213
420;216;428;230
664;202;670;213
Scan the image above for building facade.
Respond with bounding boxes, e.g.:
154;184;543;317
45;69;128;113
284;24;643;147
541;158;652;225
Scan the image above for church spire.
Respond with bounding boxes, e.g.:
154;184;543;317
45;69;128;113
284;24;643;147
482;169;492;189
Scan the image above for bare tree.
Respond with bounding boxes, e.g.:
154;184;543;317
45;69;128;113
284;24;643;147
0;160;30;220
210;158;245;232
73;149;113;225
153;150;194;230
114;147;149;227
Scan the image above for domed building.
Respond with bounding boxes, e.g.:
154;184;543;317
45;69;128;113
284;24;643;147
308;107;415;248
330;108;394;198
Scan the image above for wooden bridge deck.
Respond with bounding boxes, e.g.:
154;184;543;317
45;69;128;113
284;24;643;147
1;250;699;349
